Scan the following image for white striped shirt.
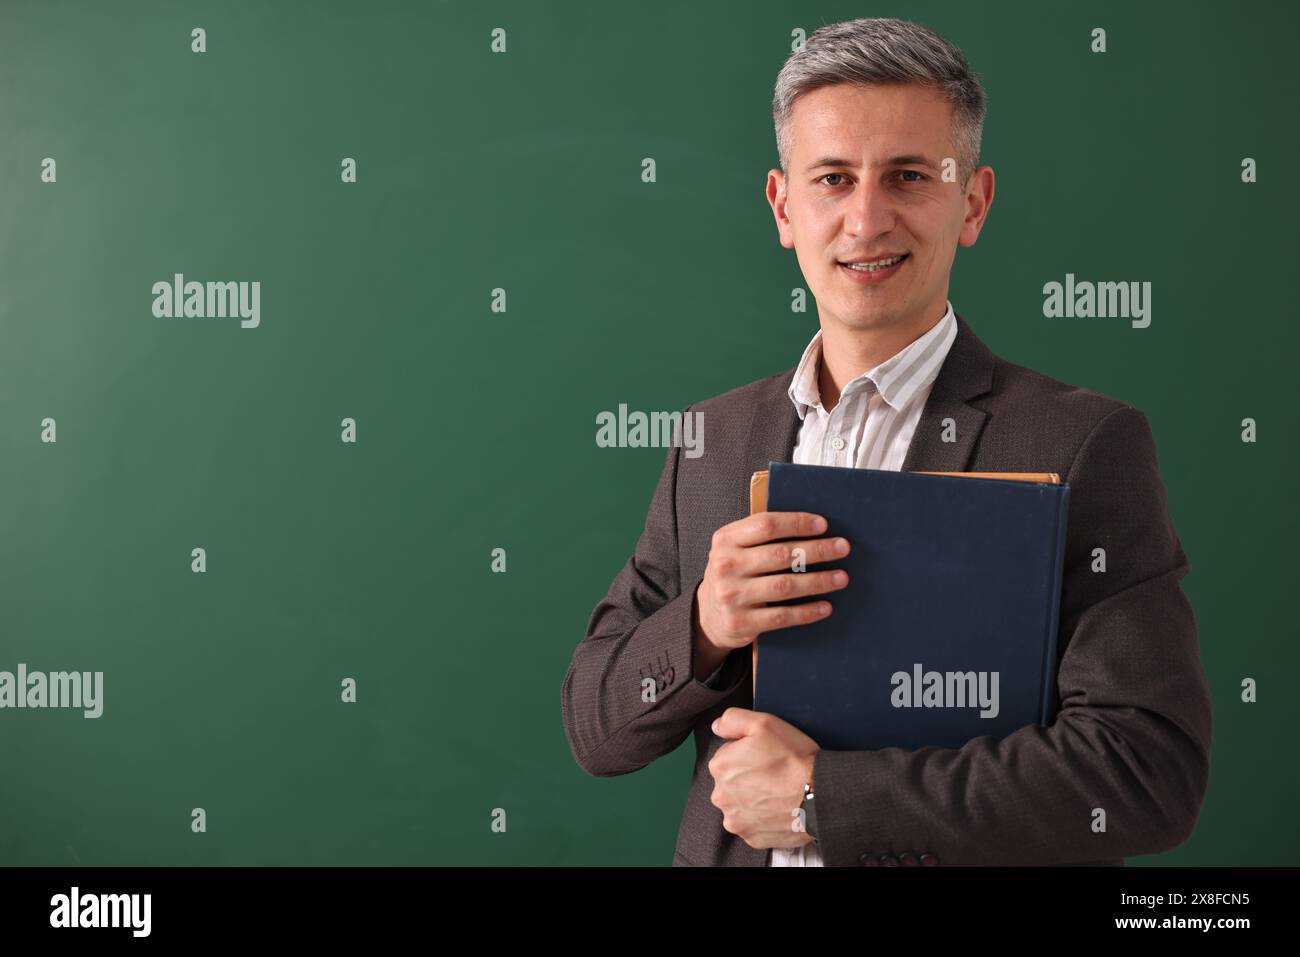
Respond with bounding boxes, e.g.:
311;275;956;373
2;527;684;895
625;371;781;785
769;300;958;868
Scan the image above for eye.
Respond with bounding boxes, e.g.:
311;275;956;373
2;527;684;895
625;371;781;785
817;170;926;187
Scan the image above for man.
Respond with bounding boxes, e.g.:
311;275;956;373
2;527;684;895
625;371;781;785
561;17;1212;867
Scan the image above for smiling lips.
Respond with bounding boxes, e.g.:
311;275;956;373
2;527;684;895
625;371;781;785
838;253;909;282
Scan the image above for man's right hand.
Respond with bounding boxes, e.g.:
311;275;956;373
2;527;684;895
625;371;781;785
692;511;851;678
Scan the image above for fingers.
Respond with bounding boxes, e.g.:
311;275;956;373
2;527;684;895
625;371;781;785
702;511;849;647
705;584;835;651
747;596;835;633
745;566;849;606
723;511;828;549
745;535;850;576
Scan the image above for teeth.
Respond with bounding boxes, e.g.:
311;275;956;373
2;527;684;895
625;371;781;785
844;255;904;271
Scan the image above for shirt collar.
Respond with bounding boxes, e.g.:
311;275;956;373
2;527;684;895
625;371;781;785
788;301;958;419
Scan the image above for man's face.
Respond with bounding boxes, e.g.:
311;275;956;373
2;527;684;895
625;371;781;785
768;82;992;336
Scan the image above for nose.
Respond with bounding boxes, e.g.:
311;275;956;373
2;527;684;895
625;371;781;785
842;176;898;240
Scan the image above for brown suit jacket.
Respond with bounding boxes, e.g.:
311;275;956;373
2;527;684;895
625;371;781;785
561;314;1213;866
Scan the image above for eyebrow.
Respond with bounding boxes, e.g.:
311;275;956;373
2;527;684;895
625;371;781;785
804;154;939;172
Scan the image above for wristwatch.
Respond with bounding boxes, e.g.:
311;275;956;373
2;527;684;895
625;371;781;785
800;781;819;842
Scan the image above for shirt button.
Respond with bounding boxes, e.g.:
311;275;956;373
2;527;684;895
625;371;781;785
919;853;940;866
830;435;846;451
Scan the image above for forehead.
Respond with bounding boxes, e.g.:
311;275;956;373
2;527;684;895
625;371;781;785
788;83;953;160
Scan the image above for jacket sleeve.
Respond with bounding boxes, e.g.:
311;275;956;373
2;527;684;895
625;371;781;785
562;404;751;777
811;404;1214;865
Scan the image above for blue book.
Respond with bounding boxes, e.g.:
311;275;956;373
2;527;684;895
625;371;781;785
750;462;1070;752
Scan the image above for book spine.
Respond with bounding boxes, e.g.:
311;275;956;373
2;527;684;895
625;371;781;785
1039;485;1071;726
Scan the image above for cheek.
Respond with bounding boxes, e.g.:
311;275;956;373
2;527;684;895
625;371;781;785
792;242;829;277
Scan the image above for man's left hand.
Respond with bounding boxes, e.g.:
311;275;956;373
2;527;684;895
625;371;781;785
708;707;821;850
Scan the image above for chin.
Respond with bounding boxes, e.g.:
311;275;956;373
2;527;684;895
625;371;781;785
836;307;899;330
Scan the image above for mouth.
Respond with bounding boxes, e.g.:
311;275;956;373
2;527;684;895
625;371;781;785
837;253;909;283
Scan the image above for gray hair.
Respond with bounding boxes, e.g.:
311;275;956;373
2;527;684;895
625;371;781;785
773;18;987;188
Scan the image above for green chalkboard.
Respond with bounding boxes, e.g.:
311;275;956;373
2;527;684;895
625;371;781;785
0;0;1296;866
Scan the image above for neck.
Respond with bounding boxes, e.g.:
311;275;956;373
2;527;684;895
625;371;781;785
816;306;947;413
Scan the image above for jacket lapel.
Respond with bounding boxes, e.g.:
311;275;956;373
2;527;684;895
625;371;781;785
899;313;995;473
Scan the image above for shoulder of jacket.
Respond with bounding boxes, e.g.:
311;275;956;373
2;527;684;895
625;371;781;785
682;367;794;414
987;355;1137;429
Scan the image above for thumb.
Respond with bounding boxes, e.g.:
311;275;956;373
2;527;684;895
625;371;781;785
712;707;759;739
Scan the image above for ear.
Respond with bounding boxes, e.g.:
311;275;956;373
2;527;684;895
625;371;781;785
958;166;995;249
767;170;795;250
